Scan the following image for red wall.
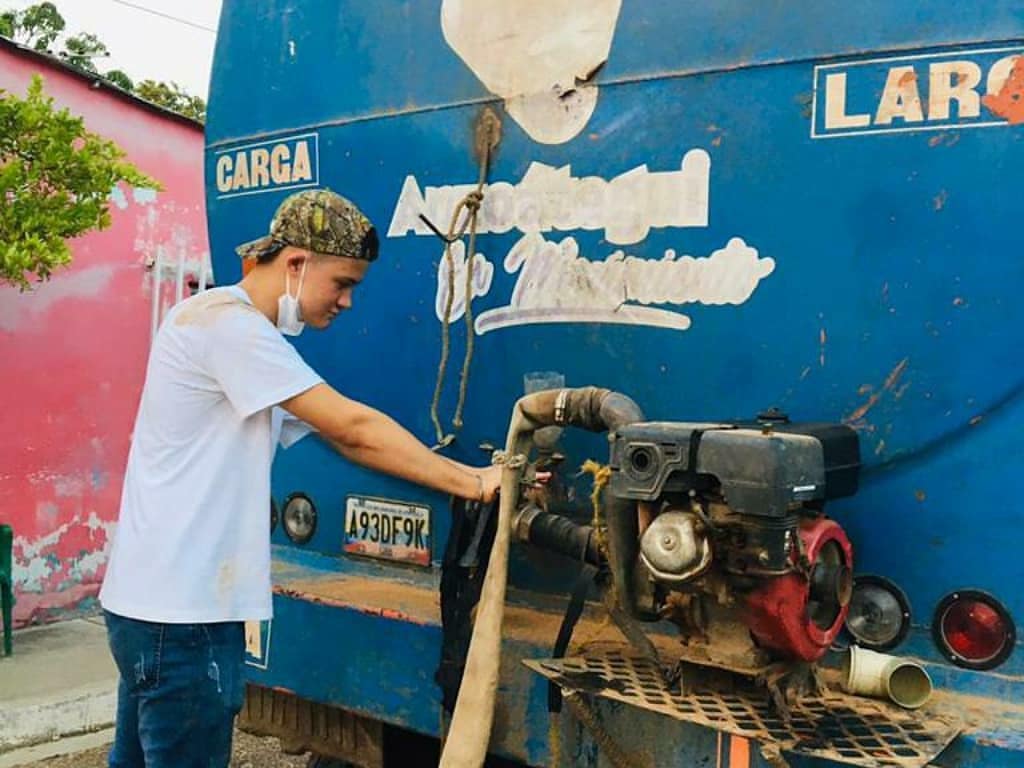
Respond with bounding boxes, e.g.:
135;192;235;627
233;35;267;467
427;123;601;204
0;45;209;626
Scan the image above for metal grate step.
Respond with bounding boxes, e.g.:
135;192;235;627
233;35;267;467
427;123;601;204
525;653;960;768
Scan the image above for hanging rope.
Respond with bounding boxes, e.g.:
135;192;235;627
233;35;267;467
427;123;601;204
580;459;612;559
429;188;482;446
429;110;500;448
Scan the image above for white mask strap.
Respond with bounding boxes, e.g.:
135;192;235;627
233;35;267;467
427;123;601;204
285;258;309;298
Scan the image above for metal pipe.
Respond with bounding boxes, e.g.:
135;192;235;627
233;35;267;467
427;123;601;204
175;251;186;305
150;249;163;341
198;255;209;292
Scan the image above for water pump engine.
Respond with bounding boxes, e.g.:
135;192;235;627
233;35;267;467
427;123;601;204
606;412;860;667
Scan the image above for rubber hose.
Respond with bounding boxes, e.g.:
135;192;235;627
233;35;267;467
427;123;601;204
438;388;643;768
528;512;601;565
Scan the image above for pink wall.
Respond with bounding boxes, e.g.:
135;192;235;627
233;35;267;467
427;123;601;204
0;43;209;626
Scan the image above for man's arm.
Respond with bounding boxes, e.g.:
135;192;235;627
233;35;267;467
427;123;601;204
281;383;501;501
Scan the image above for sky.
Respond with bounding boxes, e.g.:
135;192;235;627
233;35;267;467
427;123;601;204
4;0;222;97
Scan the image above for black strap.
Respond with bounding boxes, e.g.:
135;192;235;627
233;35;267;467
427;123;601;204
436;498;498;715
548;563;601;713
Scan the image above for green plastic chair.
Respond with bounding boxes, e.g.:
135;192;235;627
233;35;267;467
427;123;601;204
0;524;12;656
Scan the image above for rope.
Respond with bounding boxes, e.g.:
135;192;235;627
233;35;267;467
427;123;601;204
548;714;562;768
429;135;492;446
453;188;485;429
580;460;612;559
579;459;625;626
760;743;792;768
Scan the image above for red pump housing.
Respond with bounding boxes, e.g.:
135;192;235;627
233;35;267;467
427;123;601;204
744;518;854;662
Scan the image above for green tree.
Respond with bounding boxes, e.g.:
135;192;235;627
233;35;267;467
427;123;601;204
135;79;206;123
103;69;134;91
1;3;206;123
61;31;109;73
0;75;160;290
0;1;63;51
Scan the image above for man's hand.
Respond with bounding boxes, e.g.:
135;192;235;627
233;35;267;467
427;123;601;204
476;465;503;503
472;465;551;504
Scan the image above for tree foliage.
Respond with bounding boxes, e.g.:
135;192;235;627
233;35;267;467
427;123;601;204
135;79;206;122
61;31;108;73
0;75;160;290
1;3;206;122
0;1;64;51
103;68;133;91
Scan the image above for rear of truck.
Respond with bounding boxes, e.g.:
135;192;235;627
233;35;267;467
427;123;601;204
204;3;1024;766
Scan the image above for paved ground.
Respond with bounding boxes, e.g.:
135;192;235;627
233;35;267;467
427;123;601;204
0;618;117;752
0;619;312;767
0;618;522;768
10;729;310;768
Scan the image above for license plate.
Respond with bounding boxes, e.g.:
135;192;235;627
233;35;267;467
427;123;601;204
343;496;431;566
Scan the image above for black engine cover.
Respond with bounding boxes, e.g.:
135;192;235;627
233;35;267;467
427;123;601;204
608;419;860;517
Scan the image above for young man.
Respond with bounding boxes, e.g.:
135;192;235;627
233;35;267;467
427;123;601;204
99;189;503;768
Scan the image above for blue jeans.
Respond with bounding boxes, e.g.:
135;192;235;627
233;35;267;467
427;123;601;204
104;610;245;768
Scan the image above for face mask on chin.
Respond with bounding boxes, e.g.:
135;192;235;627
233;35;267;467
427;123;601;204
276;259;308;336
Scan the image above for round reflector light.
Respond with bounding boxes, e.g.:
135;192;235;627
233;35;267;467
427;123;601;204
282;493;317;545
845;575;911;651
933;590;1016;670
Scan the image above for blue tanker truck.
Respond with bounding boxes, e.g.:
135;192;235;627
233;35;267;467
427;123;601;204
204;2;1024;766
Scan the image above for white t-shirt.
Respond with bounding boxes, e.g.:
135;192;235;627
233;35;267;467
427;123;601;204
100;285;322;623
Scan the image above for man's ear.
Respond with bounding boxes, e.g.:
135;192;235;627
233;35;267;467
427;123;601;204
284;250;308;275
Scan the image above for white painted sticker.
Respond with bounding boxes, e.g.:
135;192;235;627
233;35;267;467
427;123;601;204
244;620;272;670
213;133;319;199
435;241;495;325
812;46;1024;138
388;150;711;246
472;234;774;334
390;149;774;335
441;0;622;144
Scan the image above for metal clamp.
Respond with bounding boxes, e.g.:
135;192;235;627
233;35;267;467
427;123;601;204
554;389;570;425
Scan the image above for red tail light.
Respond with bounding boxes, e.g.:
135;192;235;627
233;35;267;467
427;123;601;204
933;590;1016;670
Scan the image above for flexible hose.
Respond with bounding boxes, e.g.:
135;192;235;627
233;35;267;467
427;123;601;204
438;405;531;768
438;388;643;768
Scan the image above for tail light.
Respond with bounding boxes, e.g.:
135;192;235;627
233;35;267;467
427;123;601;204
933;590;1016;670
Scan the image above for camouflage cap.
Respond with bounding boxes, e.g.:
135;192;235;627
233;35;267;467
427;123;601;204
235;188;379;262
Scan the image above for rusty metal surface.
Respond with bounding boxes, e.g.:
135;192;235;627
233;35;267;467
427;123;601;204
275;570;632;647
526;653;962;768
239;683;383;767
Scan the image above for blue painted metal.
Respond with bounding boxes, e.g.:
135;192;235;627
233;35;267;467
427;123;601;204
208;2;1024;765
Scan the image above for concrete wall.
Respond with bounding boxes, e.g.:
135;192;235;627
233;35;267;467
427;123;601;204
0;42;209;626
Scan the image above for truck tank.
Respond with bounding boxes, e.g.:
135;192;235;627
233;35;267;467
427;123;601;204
205;3;1024;766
